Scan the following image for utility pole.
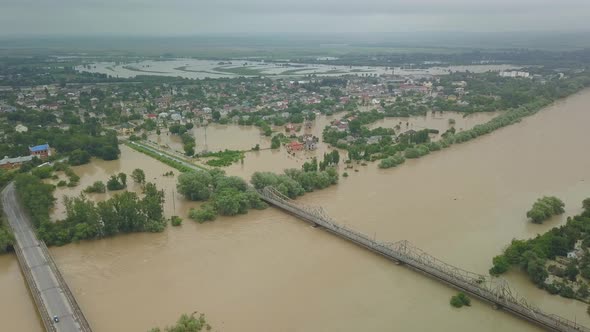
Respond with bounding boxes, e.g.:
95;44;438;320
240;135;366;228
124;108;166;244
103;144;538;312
203;124;208;153
172;190;176;214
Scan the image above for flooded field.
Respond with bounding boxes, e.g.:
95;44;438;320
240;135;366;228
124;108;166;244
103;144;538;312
148;110;501;179
77;59;518;79
368;110;503;140
1;90;589;331
148;123;268;154
48;145;203;221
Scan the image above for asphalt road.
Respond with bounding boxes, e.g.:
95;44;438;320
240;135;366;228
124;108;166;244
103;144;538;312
2;183;84;332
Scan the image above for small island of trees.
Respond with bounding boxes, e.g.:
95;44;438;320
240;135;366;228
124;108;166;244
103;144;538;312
148;312;211;332
526;196;565;223
450;292;471;308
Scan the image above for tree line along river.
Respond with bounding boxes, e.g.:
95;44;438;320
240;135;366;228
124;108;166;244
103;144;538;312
1;89;590;331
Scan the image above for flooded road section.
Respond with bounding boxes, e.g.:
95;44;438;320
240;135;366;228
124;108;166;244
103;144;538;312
1;90;589;331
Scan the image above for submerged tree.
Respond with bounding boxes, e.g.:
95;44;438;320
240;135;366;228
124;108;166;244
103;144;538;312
131;168;146;185
148;313;211;332
526;196;565;224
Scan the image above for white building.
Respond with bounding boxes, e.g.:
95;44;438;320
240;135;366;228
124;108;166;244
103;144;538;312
500;71;531;78
170;113;182;122
15;124;28;133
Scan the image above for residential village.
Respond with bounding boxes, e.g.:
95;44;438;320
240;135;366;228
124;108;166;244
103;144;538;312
0;66;556;170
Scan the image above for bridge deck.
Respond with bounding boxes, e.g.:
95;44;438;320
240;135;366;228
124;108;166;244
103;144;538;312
2;183;92;332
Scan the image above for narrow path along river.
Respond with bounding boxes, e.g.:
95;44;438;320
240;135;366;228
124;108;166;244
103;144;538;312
1;89;590;331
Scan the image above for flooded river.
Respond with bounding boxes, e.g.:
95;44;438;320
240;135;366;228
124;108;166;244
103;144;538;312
2;90;590;331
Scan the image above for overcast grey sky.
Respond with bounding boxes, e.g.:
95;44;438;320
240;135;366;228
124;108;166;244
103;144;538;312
1;0;589;36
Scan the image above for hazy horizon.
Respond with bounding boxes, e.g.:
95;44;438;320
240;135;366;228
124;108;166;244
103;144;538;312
1;0;589;36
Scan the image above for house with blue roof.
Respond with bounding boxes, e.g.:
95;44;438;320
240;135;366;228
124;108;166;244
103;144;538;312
29;143;51;159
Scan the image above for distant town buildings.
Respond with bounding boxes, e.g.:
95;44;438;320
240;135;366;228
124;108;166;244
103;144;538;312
500;71;531;78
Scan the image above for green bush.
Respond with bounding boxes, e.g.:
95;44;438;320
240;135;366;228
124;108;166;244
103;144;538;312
32;165;53;179
106;174;126;191
202;150;243;167
189;205;217;223
378;155;405;169
251;168;338;198
560;286;575;298
0;220;14;254
83;181;106;194
450;292;471;308
489;255;510;276
149;313;211;332
271;135;281;149
177;172;213;201
69;149;91;166
170;216;183;226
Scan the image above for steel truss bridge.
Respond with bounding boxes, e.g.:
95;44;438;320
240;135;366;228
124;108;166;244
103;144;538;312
259;186;590;332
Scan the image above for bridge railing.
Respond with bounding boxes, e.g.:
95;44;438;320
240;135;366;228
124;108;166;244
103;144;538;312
39;242;93;332
259;186;590;332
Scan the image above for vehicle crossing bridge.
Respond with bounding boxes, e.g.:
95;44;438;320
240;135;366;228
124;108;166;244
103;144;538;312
258;186;590;332
2;183;92;332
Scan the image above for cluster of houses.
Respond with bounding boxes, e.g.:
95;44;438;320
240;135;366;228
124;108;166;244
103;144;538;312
3;71;473;139
286;134;319;152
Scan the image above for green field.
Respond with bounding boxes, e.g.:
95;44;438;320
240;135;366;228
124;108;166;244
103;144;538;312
212;66;267;76
173;66;219;75
122;65;168;74
279;68;311;75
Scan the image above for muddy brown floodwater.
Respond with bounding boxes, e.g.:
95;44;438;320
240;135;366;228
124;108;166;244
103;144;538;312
2;90;590;331
368;110;502;140
148;123;268;154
